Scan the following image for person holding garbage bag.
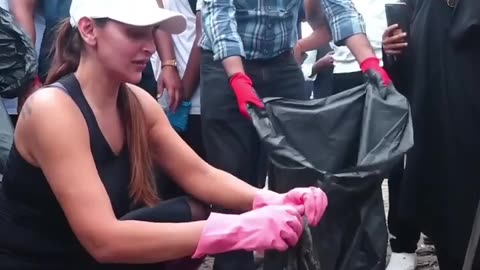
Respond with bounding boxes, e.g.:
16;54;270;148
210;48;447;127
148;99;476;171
0;0;328;269
199;0;392;269
248;70;413;270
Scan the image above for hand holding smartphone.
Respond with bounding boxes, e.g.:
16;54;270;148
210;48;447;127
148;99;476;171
385;3;410;35
383;3;410;56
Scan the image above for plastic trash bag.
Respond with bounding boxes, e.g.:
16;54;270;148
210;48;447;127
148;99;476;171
249;71;414;270
0;7;38;99
0;100;13;175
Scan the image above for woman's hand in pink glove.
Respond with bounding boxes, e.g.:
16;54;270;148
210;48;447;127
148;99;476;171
192;205;304;258
253;187;328;226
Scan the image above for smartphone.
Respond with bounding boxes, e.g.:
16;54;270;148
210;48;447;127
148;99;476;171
385;3;410;34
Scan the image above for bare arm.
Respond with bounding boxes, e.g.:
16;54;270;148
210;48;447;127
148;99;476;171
203;0;246;76
344;34;376;64
295;27;332;54
293;1;331;63
10;0;37;44
128;84;258;212
154;0;183;109
16;89;207;264
182;11;202;100
307;0;376;64
154;0;177;63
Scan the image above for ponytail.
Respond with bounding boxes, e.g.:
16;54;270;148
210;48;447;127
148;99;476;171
119;85;159;206
47;20;159;206
45;19;82;84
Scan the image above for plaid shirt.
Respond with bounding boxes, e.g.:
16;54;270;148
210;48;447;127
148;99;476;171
199;0;366;61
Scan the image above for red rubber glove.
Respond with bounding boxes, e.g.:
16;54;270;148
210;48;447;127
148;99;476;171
229;72;265;119
360;57;392;86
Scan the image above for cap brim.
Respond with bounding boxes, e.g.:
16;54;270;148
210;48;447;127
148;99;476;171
110;8;186;34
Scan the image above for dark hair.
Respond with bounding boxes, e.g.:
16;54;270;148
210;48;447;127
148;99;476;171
46;19;159;206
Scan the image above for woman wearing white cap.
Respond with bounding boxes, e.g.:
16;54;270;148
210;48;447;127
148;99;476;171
0;0;328;269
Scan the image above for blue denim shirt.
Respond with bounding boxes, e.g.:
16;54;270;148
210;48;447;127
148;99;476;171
200;0;302;60
199;0;366;61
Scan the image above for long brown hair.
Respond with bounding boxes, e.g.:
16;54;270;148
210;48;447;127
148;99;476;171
46;19;159;206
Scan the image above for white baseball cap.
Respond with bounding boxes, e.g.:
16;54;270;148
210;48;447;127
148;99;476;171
69;0;187;34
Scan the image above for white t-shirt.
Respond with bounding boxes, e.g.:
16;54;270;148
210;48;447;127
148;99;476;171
153;0;201;115
331;0;399;74
0;1;45;115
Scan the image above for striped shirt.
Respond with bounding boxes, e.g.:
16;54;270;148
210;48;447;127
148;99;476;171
199;0;366;61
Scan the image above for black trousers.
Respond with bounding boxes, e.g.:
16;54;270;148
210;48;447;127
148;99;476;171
388;159;421;253
332;71;365;95
200;50;307;270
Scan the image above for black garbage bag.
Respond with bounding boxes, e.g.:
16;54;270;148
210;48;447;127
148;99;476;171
0;7;38;99
0;99;13;175
249;71;414;270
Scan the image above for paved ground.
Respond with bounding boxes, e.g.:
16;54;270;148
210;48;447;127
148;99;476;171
199;180;439;270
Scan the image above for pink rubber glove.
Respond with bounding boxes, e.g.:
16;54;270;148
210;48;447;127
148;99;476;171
192;205;304;258
253;187;328;226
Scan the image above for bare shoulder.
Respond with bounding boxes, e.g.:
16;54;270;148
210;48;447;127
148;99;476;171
15;87;90;164
18;87;82;122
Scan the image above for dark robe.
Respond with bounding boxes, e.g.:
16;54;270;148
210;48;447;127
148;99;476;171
386;0;480;268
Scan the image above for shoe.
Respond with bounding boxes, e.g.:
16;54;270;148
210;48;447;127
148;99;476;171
386;252;417;270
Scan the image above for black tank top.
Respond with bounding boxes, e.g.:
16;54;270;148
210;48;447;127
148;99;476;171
0;74;132;269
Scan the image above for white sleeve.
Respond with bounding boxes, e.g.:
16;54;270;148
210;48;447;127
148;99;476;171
196;0;203;11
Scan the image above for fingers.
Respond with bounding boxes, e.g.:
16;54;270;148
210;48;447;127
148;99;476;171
383;24;400;39
287;216;304;237
304;191;316;226
281;208;304;247
295;205;305;216
384;40;408;55
313;188;328;225
252;98;265;109
298;187;328;226
274;236;290;251
383;32;408;56
280;225;301;247
157;79;165;99
384;39;408;49
384;32;408;46
168;88;175;111
385;50;404;55
172;86;181;112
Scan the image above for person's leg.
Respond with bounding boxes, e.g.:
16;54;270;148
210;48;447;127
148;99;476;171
435;244;464;270
388;159;421;253
387;159;420;270
313;66;334;99
103;197;208;270
181;115;206;160
200;50;262;270
331;71;365;95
